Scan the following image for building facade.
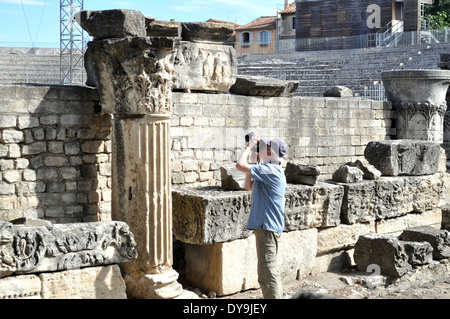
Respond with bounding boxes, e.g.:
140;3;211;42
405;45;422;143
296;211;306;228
235;16;277;54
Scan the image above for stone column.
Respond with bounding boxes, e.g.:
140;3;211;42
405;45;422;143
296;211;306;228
382;70;450;143
79;9;183;298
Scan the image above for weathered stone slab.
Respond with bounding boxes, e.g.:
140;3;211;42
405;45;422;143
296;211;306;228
373;174;444;220
185;229;317;296
354;233;412;277
220;164;246;190
173;182;342;244
284;182;343;231
173;41;237;92
229;75;298;97
285;162;320;186
354;158;381;180
146;19;182;37
402;241;433;265
172;187;252;245
181;22;234;44
401;226;450;259
375;209;442;236
0;274;41;299
40;265;127;299
317;223;372;255
331;180;376;224
0;221;137;278
364;140;441;176
75;9;147;40
332;165;363;183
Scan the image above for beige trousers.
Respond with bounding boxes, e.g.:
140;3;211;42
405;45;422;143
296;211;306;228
254;229;282;299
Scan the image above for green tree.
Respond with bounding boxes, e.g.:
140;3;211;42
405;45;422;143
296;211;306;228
424;0;450;28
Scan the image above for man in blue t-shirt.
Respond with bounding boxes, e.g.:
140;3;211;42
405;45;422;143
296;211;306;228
236;134;287;299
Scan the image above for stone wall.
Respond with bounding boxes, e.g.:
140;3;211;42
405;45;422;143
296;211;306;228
0;85;395;222
0;84;111;223
171;92;395;186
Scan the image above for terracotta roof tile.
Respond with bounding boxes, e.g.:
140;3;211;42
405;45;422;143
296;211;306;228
280;2;296;15
235;16;277;31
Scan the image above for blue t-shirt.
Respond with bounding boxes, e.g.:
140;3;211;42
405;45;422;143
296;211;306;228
247;162;286;234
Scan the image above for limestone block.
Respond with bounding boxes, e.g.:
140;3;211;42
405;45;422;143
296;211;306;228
185;229;317;296
284;162;320;186
374;174;444;220
317;223;372;255
124;269;183;299
402;241;433;265
375;209;442;236
173;41;237;92
354;233;412;277
172;187;252;245
146;19;182;37
400;226;450;259
334;180;376;224
229;75;298;97
364;140;441;176
0;221;137;278
284;182;343;230
332;165;363;183
75;10;147;40
354;158;381;180
0;274;41;299
220;164;246;190
173;183;342;244
39;265;127;299
181;22;234;44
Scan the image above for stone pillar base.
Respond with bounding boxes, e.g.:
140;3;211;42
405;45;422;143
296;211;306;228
124;269;183;299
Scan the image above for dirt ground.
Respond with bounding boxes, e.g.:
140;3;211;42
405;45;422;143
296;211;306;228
180;258;450;300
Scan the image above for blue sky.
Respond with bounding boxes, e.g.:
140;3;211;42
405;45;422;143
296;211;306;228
0;0;283;47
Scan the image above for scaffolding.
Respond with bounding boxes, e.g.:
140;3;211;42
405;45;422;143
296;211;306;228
60;0;85;85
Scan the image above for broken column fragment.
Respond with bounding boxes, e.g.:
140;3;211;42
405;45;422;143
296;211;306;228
220;164;247;190
332;165;363;183
354;233;412;277
401;226;450;259
364;140;441;176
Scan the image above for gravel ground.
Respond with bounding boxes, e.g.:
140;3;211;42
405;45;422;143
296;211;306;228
180;258;450;300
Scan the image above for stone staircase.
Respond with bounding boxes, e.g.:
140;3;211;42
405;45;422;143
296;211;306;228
0;53;61;85
238;43;450;98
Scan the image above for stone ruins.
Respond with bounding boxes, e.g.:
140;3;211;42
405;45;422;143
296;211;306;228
0;8;450;298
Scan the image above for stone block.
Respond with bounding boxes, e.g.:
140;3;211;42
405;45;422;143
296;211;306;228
375;209;442;236
364;140;441;176
75;9;146;40
402;241;434;265
173;41;237;92
354;158;381;180
323;86;353;97
185;229;317;296
354;233;412;277
284;182;343;231
172;187;252;245
146;19;182;37
332;165;363;183
173;183;342;244
317;223;372;255
220;164;246;190
0;221;137;278
39;265;127;299
400;226;450;259
181;21;234;44
229;75;298;97
0;274;41;299
284;162;320;186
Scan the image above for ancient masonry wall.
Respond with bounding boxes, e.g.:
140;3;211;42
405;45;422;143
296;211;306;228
0;84;395;222
0;84;111;223
171;92;396;186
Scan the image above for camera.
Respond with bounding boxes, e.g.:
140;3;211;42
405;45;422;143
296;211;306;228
245;132;259;152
